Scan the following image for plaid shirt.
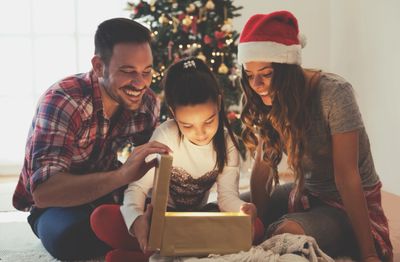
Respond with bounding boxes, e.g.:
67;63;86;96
13;71;159;211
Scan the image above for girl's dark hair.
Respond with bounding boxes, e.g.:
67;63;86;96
241;63;315;200
162;57;239;173
94;18;151;65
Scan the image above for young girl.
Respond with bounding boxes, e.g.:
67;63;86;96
238;11;393;262
90;57;263;262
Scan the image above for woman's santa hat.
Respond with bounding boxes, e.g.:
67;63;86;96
238;11;306;65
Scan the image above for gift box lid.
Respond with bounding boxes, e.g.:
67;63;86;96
148;154;173;251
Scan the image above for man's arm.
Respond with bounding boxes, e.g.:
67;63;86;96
33;141;171;208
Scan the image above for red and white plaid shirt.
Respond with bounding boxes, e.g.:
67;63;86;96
13;71;159;211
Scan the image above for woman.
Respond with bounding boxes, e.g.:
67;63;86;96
238;10;393;262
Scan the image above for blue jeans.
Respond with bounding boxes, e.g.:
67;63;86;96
28;205;110;260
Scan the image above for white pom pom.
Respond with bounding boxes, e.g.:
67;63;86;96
298;33;307;48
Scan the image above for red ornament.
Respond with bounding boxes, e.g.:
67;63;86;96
178;13;186;20
214;31;225;40
227;111;238;121
191;16;198;34
203;35;212;45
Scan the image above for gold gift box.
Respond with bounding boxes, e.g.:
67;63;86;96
148;154;252;256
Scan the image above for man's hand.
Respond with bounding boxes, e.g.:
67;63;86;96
120;141;171;184
131;204;153;253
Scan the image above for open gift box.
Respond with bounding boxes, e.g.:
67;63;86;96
147;154;252;256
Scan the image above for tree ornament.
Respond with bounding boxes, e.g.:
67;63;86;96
221;19;233;33
182;15;192;26
198;7;207;22
203;35;212;45
205;0;215;10
186;3;196;13
197;52;206;62
218;62;229;74
158;14;170;25
171;16;180;33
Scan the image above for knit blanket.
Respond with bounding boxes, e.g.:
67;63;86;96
150;233;334;262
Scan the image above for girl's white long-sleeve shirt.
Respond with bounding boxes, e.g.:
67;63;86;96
120;119;245;231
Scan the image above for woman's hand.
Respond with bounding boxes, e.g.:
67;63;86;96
131;204;153;253
240;202;257;223
240;202;265;243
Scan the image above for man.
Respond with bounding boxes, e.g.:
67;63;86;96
12;18;170;260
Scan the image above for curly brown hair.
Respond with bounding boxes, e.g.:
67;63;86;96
241;63;317;199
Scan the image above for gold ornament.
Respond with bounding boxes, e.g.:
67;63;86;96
197;52;206;62
198;7;207;22
221;19;233;33
171;16;180;33
205;0;215;10
186;3;196;13
182;16;192;26
218;62;229;74
158;14;169;25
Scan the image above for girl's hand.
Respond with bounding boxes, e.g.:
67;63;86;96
131;204;153;253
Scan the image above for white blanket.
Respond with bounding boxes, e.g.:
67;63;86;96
150;233;334;262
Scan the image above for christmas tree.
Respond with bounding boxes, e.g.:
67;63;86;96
126;0;243;122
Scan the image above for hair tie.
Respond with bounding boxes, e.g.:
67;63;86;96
183;60;196;69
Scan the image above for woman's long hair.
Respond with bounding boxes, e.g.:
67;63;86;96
162;57;240;173
241;63;315;199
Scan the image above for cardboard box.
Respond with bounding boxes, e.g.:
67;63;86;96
148;154;252;256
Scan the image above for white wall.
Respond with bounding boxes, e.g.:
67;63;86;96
0;0;130;173
234;0;400;194
330;0;400;194
233;0;331;70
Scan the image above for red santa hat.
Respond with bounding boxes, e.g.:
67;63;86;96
238;11;306;65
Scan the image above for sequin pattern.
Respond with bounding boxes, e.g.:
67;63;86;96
169;167;218;211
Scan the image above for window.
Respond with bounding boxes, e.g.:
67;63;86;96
0;0;130;167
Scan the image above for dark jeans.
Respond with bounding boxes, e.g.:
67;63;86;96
28;205;111;260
